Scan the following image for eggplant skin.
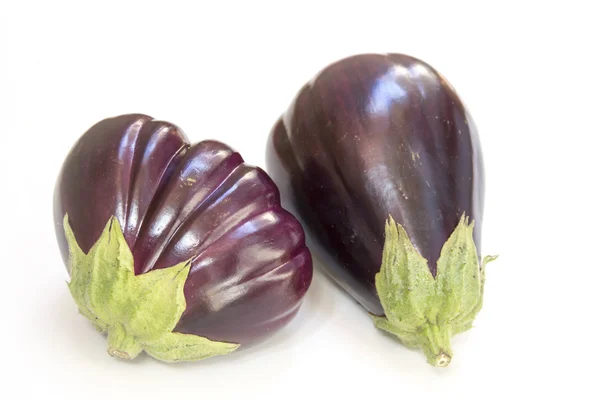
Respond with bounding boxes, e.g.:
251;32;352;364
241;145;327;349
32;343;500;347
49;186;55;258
267;53;484;316
54;114;312;346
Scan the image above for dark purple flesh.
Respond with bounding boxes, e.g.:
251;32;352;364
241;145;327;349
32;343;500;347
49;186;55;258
54;114;313;345
266;54;484;315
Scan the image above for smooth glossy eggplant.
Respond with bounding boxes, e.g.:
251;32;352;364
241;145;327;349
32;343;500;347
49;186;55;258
267;53;495;366
54;114;312;362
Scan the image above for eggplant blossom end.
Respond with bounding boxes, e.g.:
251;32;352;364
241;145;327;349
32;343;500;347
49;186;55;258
63;214;240;362
373;214;496;367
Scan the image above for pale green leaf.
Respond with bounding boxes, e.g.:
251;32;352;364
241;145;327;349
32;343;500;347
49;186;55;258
144;332;239;362
65;215;108;331
374;217;435;328
371;315;419;348
126;260;191;340
86;217;135;328
63;215;240;362
434;214;482;324
450;253;498;332
371;215;494;367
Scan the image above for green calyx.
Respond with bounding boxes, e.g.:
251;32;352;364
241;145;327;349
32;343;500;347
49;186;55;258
63;215;240;362
372;215;497;367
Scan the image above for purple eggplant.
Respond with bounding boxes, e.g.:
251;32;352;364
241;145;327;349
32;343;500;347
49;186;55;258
54;114;312;362
266;53;495;366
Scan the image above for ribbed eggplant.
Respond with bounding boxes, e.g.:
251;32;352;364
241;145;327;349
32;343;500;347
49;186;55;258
54;114;312;362
266;53;495;367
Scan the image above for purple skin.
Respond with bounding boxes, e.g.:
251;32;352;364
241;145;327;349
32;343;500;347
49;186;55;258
54;114;313;346
267;54;484;316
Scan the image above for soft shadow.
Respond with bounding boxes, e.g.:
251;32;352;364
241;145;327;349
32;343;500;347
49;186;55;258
163;261;336;369
371;323;470;375
49;288;154;365
48;288;107;354
50;256;338;368
311;255;365;306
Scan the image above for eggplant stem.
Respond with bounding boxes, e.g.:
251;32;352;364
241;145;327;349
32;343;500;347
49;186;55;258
106;324;143;361
417;323;453;367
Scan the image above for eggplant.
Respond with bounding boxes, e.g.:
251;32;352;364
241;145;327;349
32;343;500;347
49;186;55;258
54;114;312;362
266;53;496;367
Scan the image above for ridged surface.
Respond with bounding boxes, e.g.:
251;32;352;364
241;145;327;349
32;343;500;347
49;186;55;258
266;54;483;315
54;114;312;345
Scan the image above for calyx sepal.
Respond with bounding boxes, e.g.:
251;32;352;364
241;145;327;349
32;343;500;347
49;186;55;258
64;214;239;362
372;214;496;367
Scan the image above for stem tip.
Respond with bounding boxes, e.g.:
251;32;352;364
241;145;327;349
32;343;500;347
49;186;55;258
435;352;452;368
108;347;132;360
435;352;451;367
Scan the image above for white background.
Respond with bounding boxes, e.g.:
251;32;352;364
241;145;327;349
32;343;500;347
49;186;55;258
1;1;599;398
